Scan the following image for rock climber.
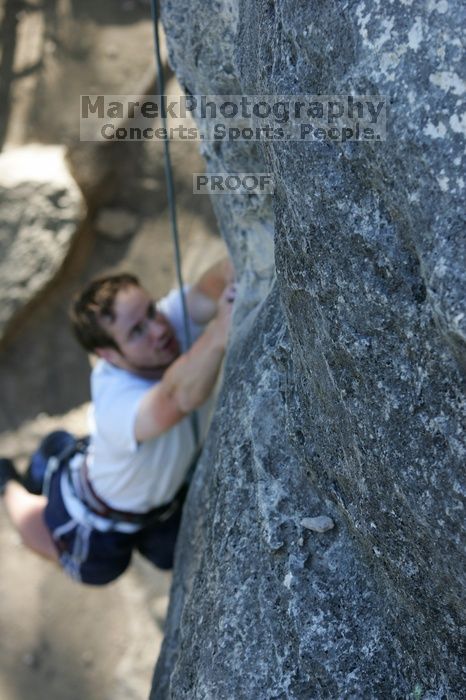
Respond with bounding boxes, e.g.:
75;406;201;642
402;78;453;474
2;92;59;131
0;258;235;584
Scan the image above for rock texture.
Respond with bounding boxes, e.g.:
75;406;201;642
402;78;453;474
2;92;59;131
152;1;465;698
0;145;84;342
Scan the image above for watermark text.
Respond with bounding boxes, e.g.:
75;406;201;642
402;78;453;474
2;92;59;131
80;94;387;142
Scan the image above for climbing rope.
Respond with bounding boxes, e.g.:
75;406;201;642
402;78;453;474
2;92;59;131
149;0;200;447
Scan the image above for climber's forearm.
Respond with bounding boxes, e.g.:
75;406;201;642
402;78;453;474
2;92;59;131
134;317;228;442
162;320;226;412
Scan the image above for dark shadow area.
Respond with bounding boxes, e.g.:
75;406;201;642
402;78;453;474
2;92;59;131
0;0;21;150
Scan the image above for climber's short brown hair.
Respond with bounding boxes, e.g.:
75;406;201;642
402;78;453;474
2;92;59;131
70;273;141;353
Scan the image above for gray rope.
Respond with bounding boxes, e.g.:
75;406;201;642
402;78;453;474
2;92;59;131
150;0;200;446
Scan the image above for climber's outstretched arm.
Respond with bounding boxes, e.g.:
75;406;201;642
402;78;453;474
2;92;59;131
135;283;235;442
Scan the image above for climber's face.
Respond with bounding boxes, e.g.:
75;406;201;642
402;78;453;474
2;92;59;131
96;284;180;378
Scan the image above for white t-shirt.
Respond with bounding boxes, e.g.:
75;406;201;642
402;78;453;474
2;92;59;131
87;287;213;512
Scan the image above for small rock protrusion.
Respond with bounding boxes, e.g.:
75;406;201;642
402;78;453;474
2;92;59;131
301;515;335;533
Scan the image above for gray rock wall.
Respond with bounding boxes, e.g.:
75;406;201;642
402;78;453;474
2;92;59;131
152;1;465;697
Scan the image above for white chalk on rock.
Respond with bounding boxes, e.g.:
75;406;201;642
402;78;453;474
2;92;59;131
301;515;335;533
283;572;293;589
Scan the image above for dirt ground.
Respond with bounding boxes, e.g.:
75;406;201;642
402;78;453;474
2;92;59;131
0;2;223;698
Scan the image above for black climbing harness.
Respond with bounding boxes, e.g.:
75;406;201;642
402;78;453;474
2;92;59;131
44;436;193;530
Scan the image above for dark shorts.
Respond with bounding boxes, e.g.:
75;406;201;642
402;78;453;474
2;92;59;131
43;461;185;586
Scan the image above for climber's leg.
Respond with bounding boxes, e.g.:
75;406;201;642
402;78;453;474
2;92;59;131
2;479;59;563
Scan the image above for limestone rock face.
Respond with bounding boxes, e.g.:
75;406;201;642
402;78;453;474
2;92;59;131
151;1;465;698
0;145;84;342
